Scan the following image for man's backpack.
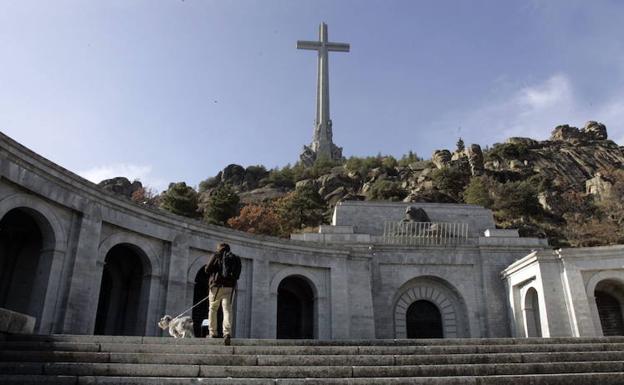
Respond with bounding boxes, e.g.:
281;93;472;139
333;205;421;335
220;251;242;281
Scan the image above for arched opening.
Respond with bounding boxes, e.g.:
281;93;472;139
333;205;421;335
192;266;222;337
276;275;315;339
595;280;624;336
406;300;443;338
523;287;542;337
94;244;149;336
0;208;55;328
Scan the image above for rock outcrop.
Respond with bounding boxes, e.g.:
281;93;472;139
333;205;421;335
98;177;142;199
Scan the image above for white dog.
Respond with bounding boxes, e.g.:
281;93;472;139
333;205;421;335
158;315;194;338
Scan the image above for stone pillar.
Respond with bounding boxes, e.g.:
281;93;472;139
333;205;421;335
61;203;102;334
163;234;190;320
538;260;573;337
329;259;349;339
250;259;271;338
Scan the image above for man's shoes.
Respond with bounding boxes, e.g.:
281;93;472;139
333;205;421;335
206;334;221;339
224;334;231;346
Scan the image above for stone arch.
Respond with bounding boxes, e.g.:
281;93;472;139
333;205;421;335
97;232;160;277
269;267;330;339
0;193;67;253
393;276;469;338
522;286;542;337
276;275;315;339
586;271;624;336
0;193;68;333
94;233;162;336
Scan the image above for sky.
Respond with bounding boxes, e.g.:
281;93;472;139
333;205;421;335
1;0;624;191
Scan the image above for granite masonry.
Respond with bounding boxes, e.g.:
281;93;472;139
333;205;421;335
2;131;624;339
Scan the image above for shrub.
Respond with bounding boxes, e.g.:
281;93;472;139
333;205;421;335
160;182;200;218
203;184;240;225
431;167;470;200
463;176;493;208
227;203;283;237
275;185;326;230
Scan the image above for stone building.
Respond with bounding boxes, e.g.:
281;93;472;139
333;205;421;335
2;132;624;339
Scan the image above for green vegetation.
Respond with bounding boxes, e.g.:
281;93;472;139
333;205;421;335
275;185;327;230
485;142;529;161
431;167;470;200
367;180;407;201
463;176;493;208
159;182;200;218
203;184;240;225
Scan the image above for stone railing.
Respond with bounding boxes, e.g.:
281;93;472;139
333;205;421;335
382;221;469;246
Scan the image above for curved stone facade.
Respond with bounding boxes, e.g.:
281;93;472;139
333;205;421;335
0;133;547;338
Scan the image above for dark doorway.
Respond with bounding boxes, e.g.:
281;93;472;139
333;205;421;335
94;244;147;336
192;266;222;337
406;300;443;338
596;290;624;336
0;208;53;327
276;276;314;339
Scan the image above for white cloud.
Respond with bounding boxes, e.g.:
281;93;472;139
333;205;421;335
78;163;168;192
439;73;624;146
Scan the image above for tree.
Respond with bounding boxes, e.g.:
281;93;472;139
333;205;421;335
492;180;541;217
160;182;200;218
398;151;421;167
227;203;283;236
456;137;465;153
275;185;326;231
431;167;470;200
463;176;493;208
203;184;240;225
131;186;160;207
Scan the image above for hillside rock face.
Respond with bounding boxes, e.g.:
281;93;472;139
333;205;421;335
200;121;623;209
98;177;142;199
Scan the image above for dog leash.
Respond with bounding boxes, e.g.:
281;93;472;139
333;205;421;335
172;295;209;320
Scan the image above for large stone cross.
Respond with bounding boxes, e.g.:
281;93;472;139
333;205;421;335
297;23;349;164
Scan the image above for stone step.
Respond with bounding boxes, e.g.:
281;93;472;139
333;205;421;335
7;334;624;346
2;373;624;385
2;350;624;366
2;361;624;378
2;341;623;355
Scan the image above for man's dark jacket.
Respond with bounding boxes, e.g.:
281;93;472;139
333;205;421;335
205;251;237;288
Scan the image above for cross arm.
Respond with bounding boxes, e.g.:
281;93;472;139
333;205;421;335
297;40;322;50
326;43;350;52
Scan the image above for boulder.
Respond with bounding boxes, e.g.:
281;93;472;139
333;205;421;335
582;121;608;140
465;144;485;176
317;173;351;196
432;150;452;169
550;124;582;142
296;178;319;191
324;186;349;206
243;166;269;190
507;137;540;148
221;164;246;186
98;177;142;199
586;173;614;200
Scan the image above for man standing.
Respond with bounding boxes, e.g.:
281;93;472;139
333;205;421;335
204;243;241;345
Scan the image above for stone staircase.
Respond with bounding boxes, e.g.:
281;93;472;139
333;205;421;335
2;334;624;384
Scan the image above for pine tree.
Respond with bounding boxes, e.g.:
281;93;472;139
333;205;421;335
203;184;240;225
160;182;200;218
456;137;465;152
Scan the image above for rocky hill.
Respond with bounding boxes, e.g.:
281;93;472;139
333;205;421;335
101;121;624;246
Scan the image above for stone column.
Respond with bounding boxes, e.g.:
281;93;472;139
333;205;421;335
250;258;271;338
163;234;190;320
61;203;102;334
